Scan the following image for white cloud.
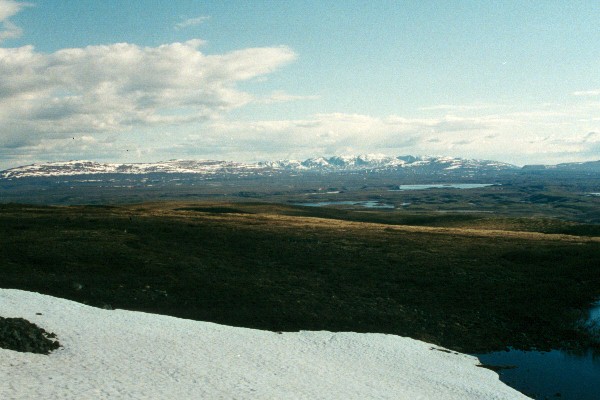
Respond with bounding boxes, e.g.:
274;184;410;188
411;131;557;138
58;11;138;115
3;102;600;169
419;103;498;112
0;19;20;40
185;112;497;162
175;16;210;30
572;89;600;97
0;0;26;20
0;40;296;156
0;0;29;42
172;105;598;166
259;90;320;104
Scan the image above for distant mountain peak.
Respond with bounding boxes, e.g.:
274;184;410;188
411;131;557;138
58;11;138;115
522;160;600;172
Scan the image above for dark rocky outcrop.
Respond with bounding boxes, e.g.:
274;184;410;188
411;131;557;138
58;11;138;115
0;317;60;354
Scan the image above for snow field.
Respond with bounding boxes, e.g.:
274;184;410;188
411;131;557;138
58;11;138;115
0;289;529;399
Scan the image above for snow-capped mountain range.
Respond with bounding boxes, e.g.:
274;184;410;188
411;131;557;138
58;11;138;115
0;155;518;179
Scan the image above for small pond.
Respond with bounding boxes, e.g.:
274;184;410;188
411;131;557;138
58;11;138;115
294;200;395;209
476;302;600;400
390;183;496;191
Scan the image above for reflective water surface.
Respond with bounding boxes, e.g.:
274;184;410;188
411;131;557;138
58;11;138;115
390;183;496;190
477;348;600;399
295;200;395;209
476;303;600;400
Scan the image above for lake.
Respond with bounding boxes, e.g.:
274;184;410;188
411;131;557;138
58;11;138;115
390;183;496;191
294;200;395;209
294;183;497;208
476;302;600;400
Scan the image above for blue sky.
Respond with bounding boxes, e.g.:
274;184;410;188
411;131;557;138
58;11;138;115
1;0;599;169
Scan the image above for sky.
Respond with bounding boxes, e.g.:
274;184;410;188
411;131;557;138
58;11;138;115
1;0;599;169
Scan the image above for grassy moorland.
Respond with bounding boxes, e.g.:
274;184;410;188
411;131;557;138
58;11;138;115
1;201;600;353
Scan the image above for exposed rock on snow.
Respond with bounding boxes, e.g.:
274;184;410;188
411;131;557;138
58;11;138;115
0;290;530;399
0;316;60;354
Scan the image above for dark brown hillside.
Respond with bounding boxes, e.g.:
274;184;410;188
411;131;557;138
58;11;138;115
1;202;599;353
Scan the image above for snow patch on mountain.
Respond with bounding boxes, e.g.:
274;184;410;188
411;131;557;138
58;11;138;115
0;155;518;179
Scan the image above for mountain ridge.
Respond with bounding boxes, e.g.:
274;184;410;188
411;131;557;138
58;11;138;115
1;155;519;179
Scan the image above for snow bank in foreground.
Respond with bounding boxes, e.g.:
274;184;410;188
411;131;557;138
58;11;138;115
0;290;529;399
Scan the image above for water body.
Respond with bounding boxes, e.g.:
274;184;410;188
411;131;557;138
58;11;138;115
390;183;496;191
295;184;496;208
294;201;395;209
476;303;600;400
